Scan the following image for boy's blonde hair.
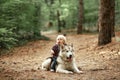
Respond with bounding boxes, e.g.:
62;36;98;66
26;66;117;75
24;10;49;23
56;35;66;43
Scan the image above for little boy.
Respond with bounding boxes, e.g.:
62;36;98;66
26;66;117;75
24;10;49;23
50;35;67;72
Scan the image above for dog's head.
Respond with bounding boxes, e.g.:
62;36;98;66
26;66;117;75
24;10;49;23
59;44;74;62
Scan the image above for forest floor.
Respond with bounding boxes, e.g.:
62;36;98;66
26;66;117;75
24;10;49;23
0;31;120;80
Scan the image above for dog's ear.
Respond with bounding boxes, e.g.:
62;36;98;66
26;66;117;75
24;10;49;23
60;44;65;50
71;43;73;47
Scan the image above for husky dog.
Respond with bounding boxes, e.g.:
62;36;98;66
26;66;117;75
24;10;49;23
41;44;83;74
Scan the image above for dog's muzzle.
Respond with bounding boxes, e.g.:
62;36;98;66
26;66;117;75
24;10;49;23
67;55;72;61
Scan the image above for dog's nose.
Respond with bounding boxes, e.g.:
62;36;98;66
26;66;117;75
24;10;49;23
69;55;72;58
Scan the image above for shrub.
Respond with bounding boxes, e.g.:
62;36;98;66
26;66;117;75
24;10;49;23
0;28;18;49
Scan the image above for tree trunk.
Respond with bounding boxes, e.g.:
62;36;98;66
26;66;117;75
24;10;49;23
57;10;61;33
110;0;115;37
98;0;114;46
77;0;84;34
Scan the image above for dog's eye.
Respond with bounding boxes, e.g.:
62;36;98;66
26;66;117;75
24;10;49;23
66;50;69;52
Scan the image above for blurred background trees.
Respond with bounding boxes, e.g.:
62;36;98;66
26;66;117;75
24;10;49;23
0;0;120;49
0;0;42;49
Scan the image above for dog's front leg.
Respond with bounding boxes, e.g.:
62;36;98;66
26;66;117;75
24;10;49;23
56;65;73;74
73;63;83;73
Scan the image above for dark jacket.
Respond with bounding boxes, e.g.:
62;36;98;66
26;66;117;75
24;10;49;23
52;44;60;57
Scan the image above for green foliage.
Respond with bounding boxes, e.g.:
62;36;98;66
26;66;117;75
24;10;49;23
0;0;43;50
41;0;79;30
83;0;99;27
115;0;120;26
0;0;120;50
0;28;18;49
41;0;120;31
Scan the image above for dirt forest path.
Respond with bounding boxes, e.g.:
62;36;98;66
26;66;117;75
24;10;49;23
0;32;120;80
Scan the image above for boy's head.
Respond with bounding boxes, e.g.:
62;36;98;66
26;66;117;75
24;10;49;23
56;35;66;44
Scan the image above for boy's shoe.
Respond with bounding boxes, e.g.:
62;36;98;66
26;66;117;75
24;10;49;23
50;69;54;72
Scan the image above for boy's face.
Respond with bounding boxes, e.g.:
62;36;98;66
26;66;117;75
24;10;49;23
57;38;65;44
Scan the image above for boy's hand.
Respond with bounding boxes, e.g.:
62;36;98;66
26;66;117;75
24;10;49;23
51;50;54;55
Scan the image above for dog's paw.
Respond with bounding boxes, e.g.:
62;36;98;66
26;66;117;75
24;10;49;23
77;71;83;74
68;71;73;74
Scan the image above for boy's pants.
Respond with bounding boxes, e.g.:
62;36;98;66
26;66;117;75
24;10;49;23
51;57;57;71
